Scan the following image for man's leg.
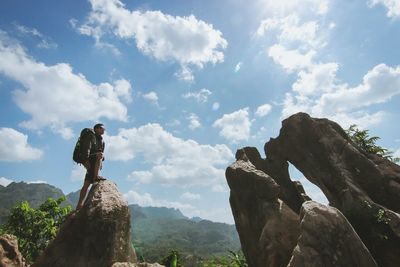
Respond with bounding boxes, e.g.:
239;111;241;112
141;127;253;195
93;153;103;181
76;180;91;210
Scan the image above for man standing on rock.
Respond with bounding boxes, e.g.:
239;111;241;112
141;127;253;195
76;123;106;210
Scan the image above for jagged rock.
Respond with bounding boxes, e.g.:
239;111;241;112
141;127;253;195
32;180;137;267
237;147;310;214
0;234;26;267
226;157;300;267
288;201;377;267
266;112;400;267
226;113;400;267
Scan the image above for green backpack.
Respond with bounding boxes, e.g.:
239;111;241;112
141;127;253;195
73;128;95;164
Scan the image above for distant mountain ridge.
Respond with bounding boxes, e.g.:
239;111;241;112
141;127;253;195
0;181;240;265
0;182;69;224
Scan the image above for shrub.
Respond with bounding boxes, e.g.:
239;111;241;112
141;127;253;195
0;196;71;264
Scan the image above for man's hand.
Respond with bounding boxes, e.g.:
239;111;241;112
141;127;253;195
96;152;103;160
83;160;90;170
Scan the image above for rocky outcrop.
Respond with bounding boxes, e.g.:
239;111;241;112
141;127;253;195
32;180;137;267
226;156;300;267
226;112;400;267
288;201;376;267
0;234;26;267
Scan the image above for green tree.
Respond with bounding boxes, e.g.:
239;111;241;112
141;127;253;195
161;250;181;267
346;124;400;163
0;196;71;264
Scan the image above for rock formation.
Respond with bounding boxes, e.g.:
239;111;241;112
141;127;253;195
0;234;27;267
226;154;300;267
32;180;137;267
226;112;400;267
288;201;376;267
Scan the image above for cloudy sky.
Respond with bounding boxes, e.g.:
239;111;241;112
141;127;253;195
0;0;399;223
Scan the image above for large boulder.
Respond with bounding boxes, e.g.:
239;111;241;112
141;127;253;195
226;153;300;267
0;234;26;267
32;180;137;267
288;201;377;267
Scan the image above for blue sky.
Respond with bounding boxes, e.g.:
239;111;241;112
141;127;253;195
0;0;399;223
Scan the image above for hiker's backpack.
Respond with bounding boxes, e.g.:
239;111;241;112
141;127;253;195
73;128;95;164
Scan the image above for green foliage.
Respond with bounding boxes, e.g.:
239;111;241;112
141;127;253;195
0;181;69;224
344;200;392;247
201;250;247;267
346;124;400;163
0;196;71;264
161;250;182;267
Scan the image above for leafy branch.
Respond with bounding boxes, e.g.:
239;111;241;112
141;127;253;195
346;124;399;163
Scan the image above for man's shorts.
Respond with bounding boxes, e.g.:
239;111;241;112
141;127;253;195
84;155;98;184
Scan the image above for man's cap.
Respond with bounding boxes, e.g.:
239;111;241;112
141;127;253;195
94;123;105;130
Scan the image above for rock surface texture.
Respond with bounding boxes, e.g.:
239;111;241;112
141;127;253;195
0;234;26;267
226;112;399;267
287;201;376;267
32;180;137;267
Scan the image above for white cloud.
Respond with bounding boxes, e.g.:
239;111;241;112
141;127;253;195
181;192;201;200
394;148;400;158
292;62;339;96
70;165;86;182
212;102;220;111
312;64;400;115
14;23;58;49
282;64;400;128
105;123;234;189
256;0;329;16
213;108;252;143
255;104;272;117
256;14;321;48
175;65;195;82
368;0;400;18
0;31;131;138
128;171;153;184
115;79;133;102
182;88;212;103
70;18;121;56
27;180;48;184
211;184;229;193
256;1;399;130
142;91;159;105
234;62;242;72
268;44;316;72
0;177;13;187
187;113;201;130
0;128;43;162
194;207;234;224
123;190;194;211
76;0;227;81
